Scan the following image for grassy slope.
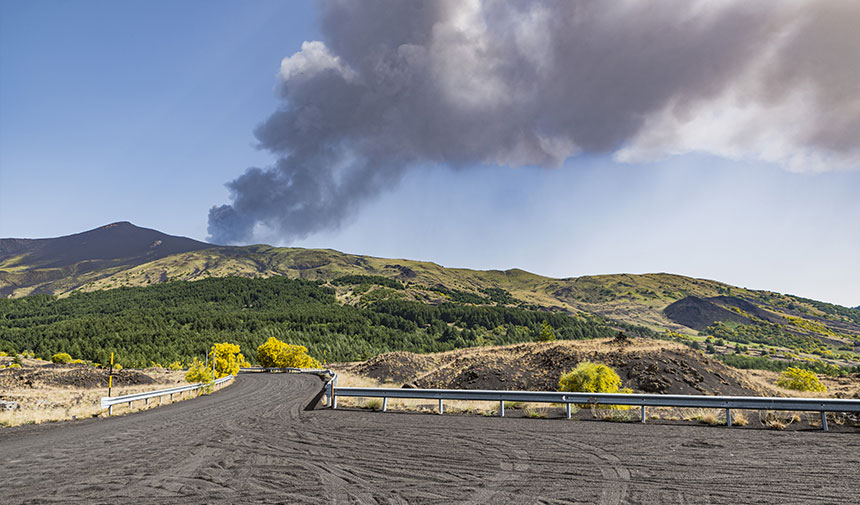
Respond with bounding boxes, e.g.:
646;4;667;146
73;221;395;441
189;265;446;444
68;246;854;330
4;245;859;352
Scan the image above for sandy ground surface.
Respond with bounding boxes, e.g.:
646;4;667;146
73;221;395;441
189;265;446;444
1;373;858;505
0;359;188;426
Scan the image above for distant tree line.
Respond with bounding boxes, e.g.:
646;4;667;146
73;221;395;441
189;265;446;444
0;276;615;368
716;353;860;377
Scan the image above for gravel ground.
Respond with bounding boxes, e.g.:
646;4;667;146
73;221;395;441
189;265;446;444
1;373;858;504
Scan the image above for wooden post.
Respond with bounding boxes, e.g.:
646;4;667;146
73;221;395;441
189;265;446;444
107;352;114;398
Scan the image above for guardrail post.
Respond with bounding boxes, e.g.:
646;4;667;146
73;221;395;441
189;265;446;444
382;397;388;412
332;376;338;409
821;412;828;432
170;393;174;403
145;398;150;408
566;403;571;420
726;408;732;427
439;399;444;414
128;401;132;409
499;401;505;417
641;405;646;423
108;405;112;416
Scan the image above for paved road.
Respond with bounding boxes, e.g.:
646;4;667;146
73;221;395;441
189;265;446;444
1;373;858;504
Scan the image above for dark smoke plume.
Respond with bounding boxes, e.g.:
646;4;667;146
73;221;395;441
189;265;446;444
208;0;860;244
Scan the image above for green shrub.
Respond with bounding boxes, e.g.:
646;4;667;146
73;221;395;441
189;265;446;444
535;321;556;342
776;367;826;392
185;358;213;383
558;361;631;410
559;361;624;393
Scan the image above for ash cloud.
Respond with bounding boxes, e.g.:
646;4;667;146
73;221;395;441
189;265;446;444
208;0;860;245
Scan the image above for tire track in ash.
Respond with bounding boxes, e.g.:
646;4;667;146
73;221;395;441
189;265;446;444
2;373;859;505
300;404;629;504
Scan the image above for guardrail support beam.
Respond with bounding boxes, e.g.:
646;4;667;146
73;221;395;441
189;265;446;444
439;399;444;414
382;397;388;412
641;405;646;423
566;403;571;420
499;401;505;417
726;409;732;427
821;412;828;432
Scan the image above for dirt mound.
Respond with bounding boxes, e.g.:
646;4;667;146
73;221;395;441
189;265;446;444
663;296;751;331
341;339;767;396
0;365;157;389
350;351;439;384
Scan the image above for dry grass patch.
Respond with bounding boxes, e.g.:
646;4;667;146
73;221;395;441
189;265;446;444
333;371;509;415
759;411;802;430
0;382;189;427
732;411;750;426
0;364;221;427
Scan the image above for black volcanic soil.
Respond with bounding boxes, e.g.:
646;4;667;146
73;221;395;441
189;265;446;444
0;363;158;389
663;295;751;331
1;373;858;504
342;339;765;396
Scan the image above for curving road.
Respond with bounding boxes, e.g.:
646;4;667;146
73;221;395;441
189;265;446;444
1;373;858;504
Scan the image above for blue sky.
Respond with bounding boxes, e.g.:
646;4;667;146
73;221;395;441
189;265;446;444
1;0;858;307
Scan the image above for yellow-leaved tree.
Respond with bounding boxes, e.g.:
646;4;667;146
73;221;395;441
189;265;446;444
185;357;213;383
210;342;250;378
257;337;321;369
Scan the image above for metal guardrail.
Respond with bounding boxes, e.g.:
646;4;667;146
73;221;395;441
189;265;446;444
100;375;234;415
99;366;857;431
332;386;860;431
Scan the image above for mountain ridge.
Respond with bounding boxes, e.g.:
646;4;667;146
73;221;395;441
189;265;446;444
0;222;211;297
1;222;859;372
2;223;859;348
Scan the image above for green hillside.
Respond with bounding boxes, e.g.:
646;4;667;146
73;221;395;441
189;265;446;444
2;225;859;372
0;276;617;367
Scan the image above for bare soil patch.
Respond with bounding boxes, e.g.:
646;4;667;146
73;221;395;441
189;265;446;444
338;338;773;396
0;358;186;427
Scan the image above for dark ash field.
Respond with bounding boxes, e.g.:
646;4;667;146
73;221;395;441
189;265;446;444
1;373;858;504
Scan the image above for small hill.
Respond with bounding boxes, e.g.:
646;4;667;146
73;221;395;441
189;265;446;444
337;338;774;396
663;296;751;331
0;222;211;297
